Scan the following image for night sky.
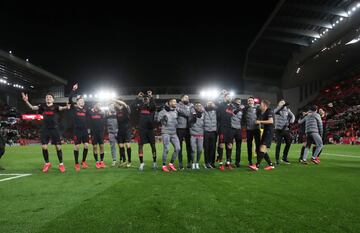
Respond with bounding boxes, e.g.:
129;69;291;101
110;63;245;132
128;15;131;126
1;2;278;92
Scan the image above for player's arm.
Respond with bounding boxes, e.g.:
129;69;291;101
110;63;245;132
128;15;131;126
288;109;295;124
316;114;323;136
68;83;78;106
21;93;39;111
256;117;273;125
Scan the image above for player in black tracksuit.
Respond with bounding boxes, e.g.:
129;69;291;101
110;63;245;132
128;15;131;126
133;91;157;170
113;99;132;167
22;92;68;173
68;84;90;171
249;100;275;171
216;91;237;170
88;103;106;168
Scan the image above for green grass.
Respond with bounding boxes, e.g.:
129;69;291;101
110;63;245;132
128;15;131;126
0;143;359;233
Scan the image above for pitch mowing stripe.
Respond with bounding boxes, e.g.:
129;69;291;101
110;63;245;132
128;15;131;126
0;174;32;182
322;153;360;159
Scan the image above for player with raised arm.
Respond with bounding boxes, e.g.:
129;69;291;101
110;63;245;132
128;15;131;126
21;92;68;173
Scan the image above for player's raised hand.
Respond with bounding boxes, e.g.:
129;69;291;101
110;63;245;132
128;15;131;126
138;92;144;97
21;92;28;102
72;83;78;91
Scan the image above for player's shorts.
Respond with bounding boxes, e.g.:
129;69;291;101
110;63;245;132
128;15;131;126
41;128;62;145
74;128;89;145
218;128;234;144
260;129;273;148
91;130;104;145
117;127;132;143
139;128;155;145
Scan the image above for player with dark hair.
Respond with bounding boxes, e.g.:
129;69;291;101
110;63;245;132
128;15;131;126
189;102;204;169
298;105;323;164
22;92;69;173
88;102;106;168
176;94;193;169
203;101;217;168
157;98;180;172
68;84;91;171
274;99;295;165
113;99;132;168
249;100;275;171
134;91;157;171
231;98;243;168
105;103;118;166
243;96;260;166
216;90;236;171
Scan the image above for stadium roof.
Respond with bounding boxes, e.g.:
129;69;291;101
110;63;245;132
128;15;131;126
0;49;67;92
243;0;360;88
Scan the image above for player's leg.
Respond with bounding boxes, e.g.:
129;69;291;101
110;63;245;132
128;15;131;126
148;130;157;169
275;129;282;164
52;129;65;173
209;132;217;168
311;133;323;163
125;129;132;167
246;130;254;165
235;129;242;167
169;134;180;171
184;129;192;169
302;134;313;162
190;136;196;169
82;130;89;163
161;134;170;172
196;137;203;169
203;132;210;168
109;132;117;166
282;130;292;164
39;128;52;172
176;129;185;168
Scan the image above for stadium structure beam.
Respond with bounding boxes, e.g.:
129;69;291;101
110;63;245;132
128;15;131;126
267;27;320;38
286;4;349;18
276;16;333;29
263;36;310;46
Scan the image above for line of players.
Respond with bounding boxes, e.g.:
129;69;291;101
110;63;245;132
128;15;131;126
21;84;324;173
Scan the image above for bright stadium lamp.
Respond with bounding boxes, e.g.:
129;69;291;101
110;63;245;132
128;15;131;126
83;94;87;98
229;91;235;98
111;92;116;98
89;94;93;98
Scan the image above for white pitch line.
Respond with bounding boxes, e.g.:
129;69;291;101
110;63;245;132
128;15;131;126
0;174;32;182
322;153;360;159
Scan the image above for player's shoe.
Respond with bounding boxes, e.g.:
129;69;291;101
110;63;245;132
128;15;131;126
152;162;157;170
192;163;196;170
264;165;275;170
100;161;106;168
58;164;65;173
96;161;102;169
275;160;280;166
315;157;321;163
42;163;51;173
186;162;191;169
81;161;89;169
249;164;258;171
162;165;169;172
112;160;117;167
226;163;233;170
178;162;184;170
282;158;291;164
311;158;319;165
139;163;145;171
126;162;131;168
168;163;177;171
75;163;80;172
219;164;225;171
195;163;200;170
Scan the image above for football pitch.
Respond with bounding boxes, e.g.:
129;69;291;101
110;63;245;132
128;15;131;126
0;143;359;233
